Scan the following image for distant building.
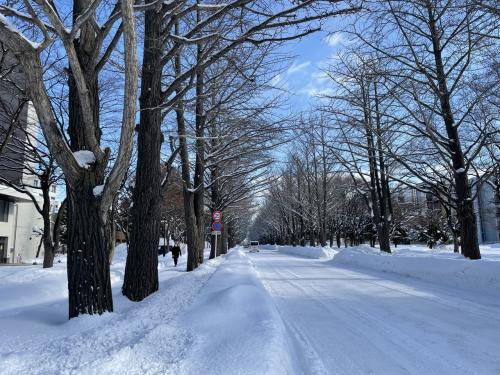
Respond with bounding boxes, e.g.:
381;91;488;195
0;50;59;263
397;178;500;244
472;177;500;243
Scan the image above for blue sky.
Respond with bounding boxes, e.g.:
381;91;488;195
271;28;346;111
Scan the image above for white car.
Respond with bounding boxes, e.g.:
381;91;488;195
249;241;260;253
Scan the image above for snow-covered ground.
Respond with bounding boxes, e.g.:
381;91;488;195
249;247;500;375
177;250;296;374
0;244;223;374
1;243;499;374
262;244;336;259
331;243;500;295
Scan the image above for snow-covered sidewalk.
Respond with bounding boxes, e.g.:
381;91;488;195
0;247;297;375
0;245;224;374
177;250;296;374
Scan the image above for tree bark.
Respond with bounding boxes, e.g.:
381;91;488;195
122;3;162;301
194;10;206;265
227;221;236;249
221;220;228;254
373;83;391;253
426;2;480;259
66;178;112;318
174;24;200;272
65;4;112;317
41;177;55;268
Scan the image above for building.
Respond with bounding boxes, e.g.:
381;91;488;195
0;49;59;263
472;177;500;243
397;178;500;244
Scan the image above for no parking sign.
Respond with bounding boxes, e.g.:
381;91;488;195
212;210;222;222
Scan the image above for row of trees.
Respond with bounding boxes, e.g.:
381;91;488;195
252;0;499;260
0;0;360;318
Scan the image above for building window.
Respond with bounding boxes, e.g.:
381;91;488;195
0;237;8;263
0;199;9;222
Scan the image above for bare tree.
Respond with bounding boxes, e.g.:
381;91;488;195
350;0;499;259
0;0;138;318
123;0;361;302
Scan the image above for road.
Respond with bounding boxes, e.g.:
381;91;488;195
249;249;500;375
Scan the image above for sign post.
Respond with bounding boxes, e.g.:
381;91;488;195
211;211;223;257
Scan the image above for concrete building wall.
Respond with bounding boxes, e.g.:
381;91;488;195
0;186;45;263
474;180;500;243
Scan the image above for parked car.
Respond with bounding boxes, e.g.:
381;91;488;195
249;241;260;253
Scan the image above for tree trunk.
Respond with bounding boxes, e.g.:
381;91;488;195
173;21;199;272
52;199;67;255
194;36;206;265
221;222;228;254
66;180;112;318
373;82;391;253
65;6;112;317
184;190;199;271
227;221;236;249
122;4;162;301
41;179;54;268
426;3;480;259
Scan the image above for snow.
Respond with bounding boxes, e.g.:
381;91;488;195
178;250;295;374
0;244;221;375
249;247;500;374
263;244;336;259
331;244;500;295
1;243;499;374
0;14;41;49
73;150;96;169
93;184;104;197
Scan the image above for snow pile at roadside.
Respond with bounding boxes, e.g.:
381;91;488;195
177;249;294;375
277;245;336;259
0;245;217;375
332;246;500;295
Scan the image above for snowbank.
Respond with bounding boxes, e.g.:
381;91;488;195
0;247;295;375
178;250;294;375
277;245;336;259
0;245;218;375
331;246;500;295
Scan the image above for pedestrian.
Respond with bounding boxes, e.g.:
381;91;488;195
171;242;181;267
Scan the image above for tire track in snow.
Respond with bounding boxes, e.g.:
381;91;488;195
256;264;329;375
251;251;500;375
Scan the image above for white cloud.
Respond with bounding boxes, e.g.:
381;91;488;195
269;73;289;90
324;33;343;47
286;61;311;74
311;70;330;84
298;86;335;98
270;74;282;86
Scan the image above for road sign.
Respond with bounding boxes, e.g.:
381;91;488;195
211;230;221;235
211;222;222;231
212;210;222;222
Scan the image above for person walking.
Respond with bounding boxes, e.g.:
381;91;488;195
171;243;181;267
